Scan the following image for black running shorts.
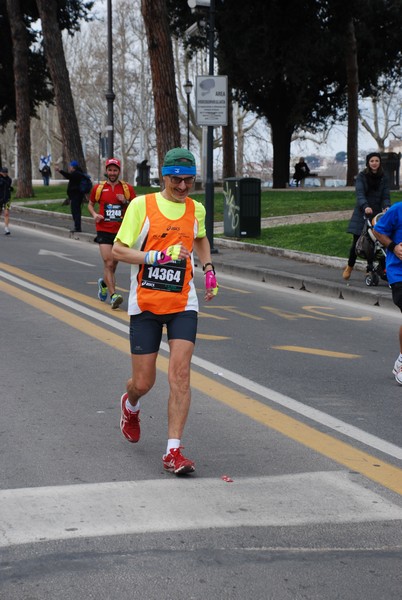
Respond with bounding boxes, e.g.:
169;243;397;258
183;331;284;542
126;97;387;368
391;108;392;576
391;282;402;312
129;310;198;354
95;231;116;245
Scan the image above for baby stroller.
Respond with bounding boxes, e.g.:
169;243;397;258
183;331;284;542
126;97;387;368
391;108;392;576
355;214;387;287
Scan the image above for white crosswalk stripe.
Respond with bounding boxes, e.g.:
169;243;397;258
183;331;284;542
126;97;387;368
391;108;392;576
2;471;402;548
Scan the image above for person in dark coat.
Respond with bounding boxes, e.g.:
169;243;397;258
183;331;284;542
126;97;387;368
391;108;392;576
342;152;391;280
0;167;13;235
55;160;85;232
292;157;310;186
39;164;52;185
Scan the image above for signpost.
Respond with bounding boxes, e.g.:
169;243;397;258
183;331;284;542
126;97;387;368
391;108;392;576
196;76;228;126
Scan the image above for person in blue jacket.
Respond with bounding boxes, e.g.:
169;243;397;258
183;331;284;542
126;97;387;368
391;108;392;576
373;205;402;384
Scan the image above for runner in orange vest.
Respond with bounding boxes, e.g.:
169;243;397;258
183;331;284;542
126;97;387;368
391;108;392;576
112;148;218;475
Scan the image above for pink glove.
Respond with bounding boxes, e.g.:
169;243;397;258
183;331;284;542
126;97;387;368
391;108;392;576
145;244;182;265
205;269;218;296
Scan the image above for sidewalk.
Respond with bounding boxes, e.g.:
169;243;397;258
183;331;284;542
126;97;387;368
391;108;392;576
10;203;395;311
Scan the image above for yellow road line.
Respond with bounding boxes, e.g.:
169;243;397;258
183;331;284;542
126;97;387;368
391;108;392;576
1;263;230;328
195;375;402;496
217;284;251;294
262;306;325;321
303;306;372;321
208;305;265;320
197;334;230;340
0;261;130;318
2;277;401;496
273;345;361;359
198;311;228;320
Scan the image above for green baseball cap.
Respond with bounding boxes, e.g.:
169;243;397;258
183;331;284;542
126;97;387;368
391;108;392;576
162;148;196;175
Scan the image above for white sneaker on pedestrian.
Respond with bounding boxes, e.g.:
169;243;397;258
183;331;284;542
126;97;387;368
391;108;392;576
392;358;402;385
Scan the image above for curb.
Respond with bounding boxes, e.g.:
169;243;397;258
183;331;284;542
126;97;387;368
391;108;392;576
213;237;366;271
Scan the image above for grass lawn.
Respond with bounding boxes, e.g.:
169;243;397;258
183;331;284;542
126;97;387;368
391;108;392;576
15;185;360;219
226;220;352;258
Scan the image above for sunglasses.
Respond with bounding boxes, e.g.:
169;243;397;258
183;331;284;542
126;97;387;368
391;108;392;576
169;175;195;186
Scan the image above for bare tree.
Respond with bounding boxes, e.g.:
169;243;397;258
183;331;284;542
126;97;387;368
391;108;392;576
6;0;33;197
62;0;155;182
141;0;180;174
35;0;86;168
359;82;402;152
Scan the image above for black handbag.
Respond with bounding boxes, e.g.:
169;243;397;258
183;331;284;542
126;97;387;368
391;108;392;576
355;221;374;260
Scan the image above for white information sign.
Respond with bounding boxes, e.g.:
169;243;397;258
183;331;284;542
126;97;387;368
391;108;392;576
196;75;228;126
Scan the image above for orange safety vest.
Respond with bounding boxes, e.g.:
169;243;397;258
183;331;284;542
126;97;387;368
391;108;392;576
136;193;196;315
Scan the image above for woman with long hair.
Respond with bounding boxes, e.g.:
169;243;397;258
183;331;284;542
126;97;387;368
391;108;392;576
342;152;390;280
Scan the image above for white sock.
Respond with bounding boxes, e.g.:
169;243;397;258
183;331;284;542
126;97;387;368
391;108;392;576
166;439;180;455
126;398;140;413
397;354;402;363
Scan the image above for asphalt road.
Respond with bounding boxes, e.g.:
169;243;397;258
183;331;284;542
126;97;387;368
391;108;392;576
1;225;402;600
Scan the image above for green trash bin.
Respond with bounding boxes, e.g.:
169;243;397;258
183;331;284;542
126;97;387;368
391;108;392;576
380;152;400;190
223;177;261;238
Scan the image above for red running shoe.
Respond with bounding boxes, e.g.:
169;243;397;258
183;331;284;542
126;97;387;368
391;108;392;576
163;447;195;475
120;393;140;443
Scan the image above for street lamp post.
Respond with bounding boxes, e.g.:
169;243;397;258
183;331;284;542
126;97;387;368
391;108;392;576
187;0;217;251
106;0;115;158
205;0;216;252
184;80;193;150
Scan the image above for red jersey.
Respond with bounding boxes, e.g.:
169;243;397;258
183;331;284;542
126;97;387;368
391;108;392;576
90;180;136;234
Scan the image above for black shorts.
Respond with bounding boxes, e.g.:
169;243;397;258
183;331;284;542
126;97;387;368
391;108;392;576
95;231;116;245
0;200;10;211
391;282;402;312
129;310;198;354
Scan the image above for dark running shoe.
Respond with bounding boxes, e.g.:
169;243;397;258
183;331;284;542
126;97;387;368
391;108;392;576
110;293;123;309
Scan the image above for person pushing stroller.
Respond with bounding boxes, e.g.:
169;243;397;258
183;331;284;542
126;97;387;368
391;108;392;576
343;152;390;281
355;213;388;286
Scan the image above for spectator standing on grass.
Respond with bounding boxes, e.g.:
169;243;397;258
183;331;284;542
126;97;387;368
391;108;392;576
55;160;86;233
0;167;13;235
39;164;51;186
343;152;390;280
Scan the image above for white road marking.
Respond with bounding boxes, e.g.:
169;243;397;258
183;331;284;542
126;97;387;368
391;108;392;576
3;269;402;461
0;270;127;332
1;472;402;547
38;249;95;267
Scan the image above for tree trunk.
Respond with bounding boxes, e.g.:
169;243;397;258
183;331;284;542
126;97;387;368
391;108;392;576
270;119;292;189
6;0;33;197
222;91;235;179
236;105;245;176
141;0;180;177
345;18;359;186
35;0;86;169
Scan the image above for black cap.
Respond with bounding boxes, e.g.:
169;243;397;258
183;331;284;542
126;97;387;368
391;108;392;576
366;152;381;166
